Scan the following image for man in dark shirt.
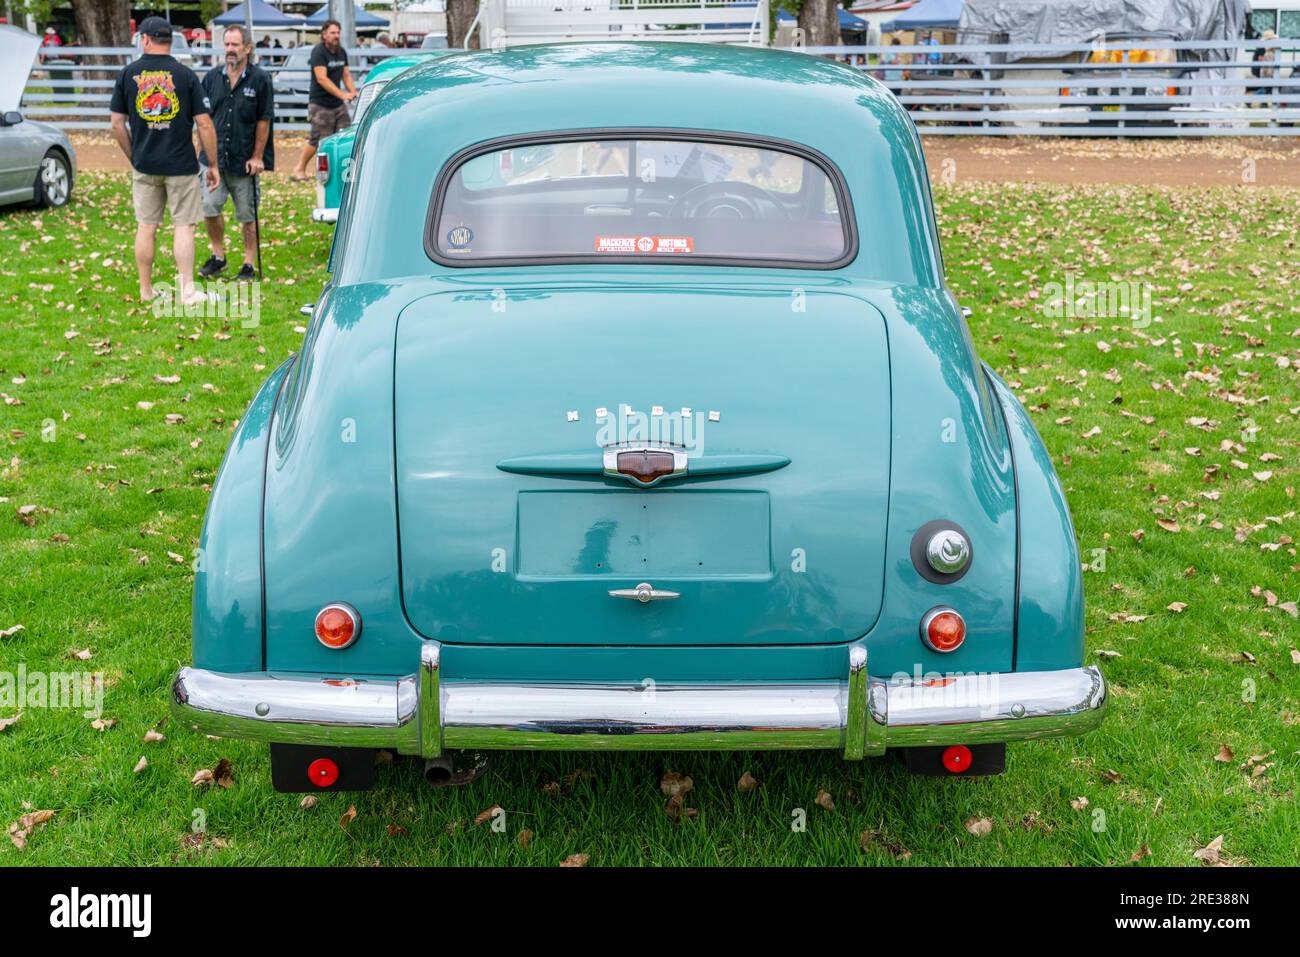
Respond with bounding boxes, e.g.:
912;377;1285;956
292;20;356;181
109;16;219;304
198;24;274;281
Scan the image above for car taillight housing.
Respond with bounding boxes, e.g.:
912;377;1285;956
920;606;966;653
316;153;330;184
315;602;360;649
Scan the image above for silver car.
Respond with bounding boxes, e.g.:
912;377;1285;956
0;25;77;209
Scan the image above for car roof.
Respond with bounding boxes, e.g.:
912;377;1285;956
364;53;440;84
379;42;899;134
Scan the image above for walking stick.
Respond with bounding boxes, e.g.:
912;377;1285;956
252;172;263;282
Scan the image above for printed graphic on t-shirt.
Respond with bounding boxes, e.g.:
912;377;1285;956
135;70;180;126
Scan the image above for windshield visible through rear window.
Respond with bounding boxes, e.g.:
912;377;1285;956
429;135;852;266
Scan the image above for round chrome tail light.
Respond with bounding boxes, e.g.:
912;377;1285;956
920;606;966;653
315;602;361;649
926;528;970;574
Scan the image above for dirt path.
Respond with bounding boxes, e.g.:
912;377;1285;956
921;136;1300;187
69;132;1300;188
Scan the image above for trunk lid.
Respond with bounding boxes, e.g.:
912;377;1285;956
394;285;891;645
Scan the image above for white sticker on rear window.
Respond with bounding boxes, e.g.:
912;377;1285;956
595;235;694;254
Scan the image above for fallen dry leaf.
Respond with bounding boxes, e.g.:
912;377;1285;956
339;805;357;830
0;713;20;732
133;755;148;774
212;757;233;788
142;729;165;743
737;771;758;792
660;770;694;797
1214;744;1235;763
191;768;215;787
664;791;697;820
858;829;912;860
1070;796;1090;811
299;795;318;809
964;816;993;837
90;717;116;731
1129;844;1152;863
815;789;835;811
1166;602;1187;613
474;805;503;826
559;853;589;867
1193;834;1228;866
518;828;534;849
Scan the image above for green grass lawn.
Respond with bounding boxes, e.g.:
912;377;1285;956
1;170;1297;866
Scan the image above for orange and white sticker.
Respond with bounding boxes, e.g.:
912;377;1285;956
595;235;694;254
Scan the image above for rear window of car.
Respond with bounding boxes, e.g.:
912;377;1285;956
427;133;854;267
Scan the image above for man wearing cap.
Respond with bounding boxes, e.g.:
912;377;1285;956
198;24;275;281
110;17;219;304
291;19;357;181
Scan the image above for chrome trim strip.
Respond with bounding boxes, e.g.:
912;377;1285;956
419;640;441;758
843;645;868;760
170;661;1107;756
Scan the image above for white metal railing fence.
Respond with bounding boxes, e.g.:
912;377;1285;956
789;38;1300;136
20;37;1300;135
21;45;415;130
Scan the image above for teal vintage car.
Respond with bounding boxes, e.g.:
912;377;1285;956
310;52;444;225
172;43;1107;791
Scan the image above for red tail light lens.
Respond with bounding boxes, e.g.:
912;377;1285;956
315;602;360;649
307;757;339;787
942;745;972;773
315;153;330;184
920;607;965;653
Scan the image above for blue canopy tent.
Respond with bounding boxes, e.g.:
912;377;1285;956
212;0;303;27
776;7;870;30
304;4;390;28
880;0;963;32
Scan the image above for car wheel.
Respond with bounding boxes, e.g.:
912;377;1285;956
35;150;72;208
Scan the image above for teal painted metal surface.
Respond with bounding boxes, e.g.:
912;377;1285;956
986;368;1086;672
192;357;292;673
189;42;1082;690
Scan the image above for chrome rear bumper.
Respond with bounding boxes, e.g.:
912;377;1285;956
170;644;1107;759
170;647;1107;759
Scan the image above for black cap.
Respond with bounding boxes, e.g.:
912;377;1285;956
138;16;173;40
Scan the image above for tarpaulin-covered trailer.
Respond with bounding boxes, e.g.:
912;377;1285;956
957;0;1249;61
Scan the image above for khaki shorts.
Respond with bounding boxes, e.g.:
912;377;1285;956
132;170;202;226
307;102;351;147
201;168;257;223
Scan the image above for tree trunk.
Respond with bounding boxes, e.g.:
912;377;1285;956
797;0;839;49
71;0;132;118
445;0;481;50
72;0;132;52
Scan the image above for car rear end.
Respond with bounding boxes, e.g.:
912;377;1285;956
171;48;1107;792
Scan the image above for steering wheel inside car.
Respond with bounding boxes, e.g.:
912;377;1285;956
668;181;792;221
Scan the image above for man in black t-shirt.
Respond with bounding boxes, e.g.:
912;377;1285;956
198;24;275;281
291;20;356;181
109;17;219;304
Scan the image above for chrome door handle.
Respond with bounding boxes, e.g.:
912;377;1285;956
608;582;680;603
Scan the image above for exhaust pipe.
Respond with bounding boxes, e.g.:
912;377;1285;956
423;750;490;788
